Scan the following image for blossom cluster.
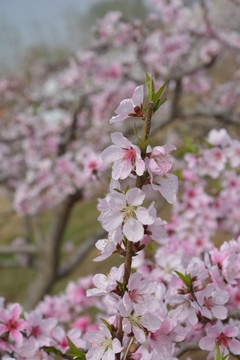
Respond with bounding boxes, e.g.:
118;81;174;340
1;76;240;360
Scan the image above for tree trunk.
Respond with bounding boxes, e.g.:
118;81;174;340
23;194;79;310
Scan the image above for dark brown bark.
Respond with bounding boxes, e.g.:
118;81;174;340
23;193;80;309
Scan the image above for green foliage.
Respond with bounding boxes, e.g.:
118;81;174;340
43;346;62;356
174;169;184;181
175;137;199;157
175;270;192;289
215;342;229;360
100;318;114;336
145;72;155;102
145;73;167;111
67;337;86;359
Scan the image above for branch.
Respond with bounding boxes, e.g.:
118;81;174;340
0;259;37;268
174;341;200;358
32;215;45;245
0;244;38;254
57;230;106;278
58;91;97;156
170;79;182;119
0;135;25;144
182;108;240;126
169;54;218;81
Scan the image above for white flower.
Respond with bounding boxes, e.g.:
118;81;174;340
98;188;154;242
86;325;122;360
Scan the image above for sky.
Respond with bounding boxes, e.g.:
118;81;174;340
0;0;101;70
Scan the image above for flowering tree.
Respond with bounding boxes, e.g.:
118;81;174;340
1;73;240;359
0;0;240;310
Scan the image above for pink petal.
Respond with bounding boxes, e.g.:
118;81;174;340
101;146;122;163
229;339;240;355
112;338;123;353
111;132;131;148
135;158;145;176
112;160;132;180
11;304;21;322
0;324;8;335
152;173;178;203
199;336;214;351
135;207;154;225
133;326;146;344
109;113;128;123
126;188;145;206
10;329;23;343
115;99;134;115
212;305;227;320
123;217;144;242
132;85;144;106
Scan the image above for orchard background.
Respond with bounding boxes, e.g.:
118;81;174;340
0;0;240;359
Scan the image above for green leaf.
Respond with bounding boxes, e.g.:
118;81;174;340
116;280;126;294
215;342;220;360
100;318;113;336
67;337;86;359
215;342;229;360
113;188;123;194
147;242;153;251
145;72;155;102
174;169;183;181
204;139;214;149
43;346;62;356
124;185;130;194
184;137;199;154
153;97;167;112
154;81;167;105
175;270;191;288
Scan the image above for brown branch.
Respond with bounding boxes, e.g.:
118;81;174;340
32;215;45;245
58;91;97;156
0;135;25;144
182;108;240;126
23;192;82;310
169;54;218;81
0;244;38;254
0;259;37;268
170;79;182;119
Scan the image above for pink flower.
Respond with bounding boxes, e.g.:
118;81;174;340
150;173;178;203
98;187;154;242
123;273;159;314
87;264;124;297
147;144;176;176
199;320;240;356
86;324;122;360
119;301;161;343
101;132;145;180
0;304;26;343
194;284;229;320
51;326;85;354
147;202;167;245
24;310;57;346
93;228;122;262
109;85;144;123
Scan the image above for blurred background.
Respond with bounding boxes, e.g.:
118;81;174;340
0;0;147;73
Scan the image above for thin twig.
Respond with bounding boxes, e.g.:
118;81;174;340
123;337;134;360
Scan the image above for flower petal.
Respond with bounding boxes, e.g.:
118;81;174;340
123;217;144;242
